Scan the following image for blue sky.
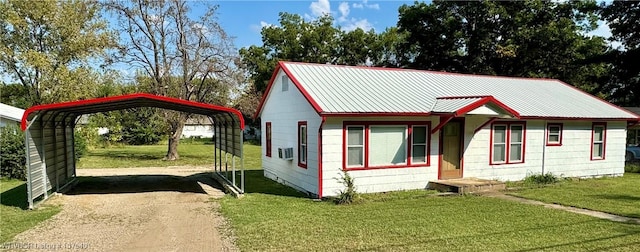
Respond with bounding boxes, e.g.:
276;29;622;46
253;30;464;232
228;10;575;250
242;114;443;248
212;0;415;49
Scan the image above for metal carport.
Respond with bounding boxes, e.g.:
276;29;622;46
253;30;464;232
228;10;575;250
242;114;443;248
21;93;245;209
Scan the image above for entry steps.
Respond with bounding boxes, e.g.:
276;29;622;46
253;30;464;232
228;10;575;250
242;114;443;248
428;178;505;194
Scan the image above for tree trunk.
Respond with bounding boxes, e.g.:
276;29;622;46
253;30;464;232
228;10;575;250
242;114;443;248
165;119;185;161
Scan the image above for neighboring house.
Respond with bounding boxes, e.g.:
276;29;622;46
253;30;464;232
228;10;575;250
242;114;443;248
255;62;640;198
623;107;640;146
182;116;214;138
0;103;25;127
76;115;110;135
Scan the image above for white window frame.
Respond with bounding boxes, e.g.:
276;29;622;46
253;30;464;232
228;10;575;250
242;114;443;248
490;122;525;165
411;125;429;164
346;126;365;168
491;124;508;164
298;122;307;168
591;123;606;160
546;123;563;146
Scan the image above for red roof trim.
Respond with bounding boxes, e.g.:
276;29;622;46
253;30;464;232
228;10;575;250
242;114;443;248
253;63;283;119
279;62;324;114
322;112;433;117
21;93;245;130
556;80;640;122
451;96;521;118
253;61;324;119
436;95;491;100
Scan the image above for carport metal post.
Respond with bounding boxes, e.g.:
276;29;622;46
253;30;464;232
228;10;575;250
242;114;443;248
24;114;39;209
40;117;48;200
232;122;236;187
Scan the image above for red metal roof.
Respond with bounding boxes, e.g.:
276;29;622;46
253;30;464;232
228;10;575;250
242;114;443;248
21;93;244;130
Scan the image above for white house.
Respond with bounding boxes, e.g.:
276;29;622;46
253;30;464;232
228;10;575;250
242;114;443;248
255;62;640;198
182;116;214;138
0;103;25;127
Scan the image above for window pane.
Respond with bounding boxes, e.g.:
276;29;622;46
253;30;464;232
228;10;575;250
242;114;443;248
549;126;560;134
510;144;522;161
412;145;427;163
511;125;523;142
301;146;307;162
369;126;407;165
347;147;363;166
347;127;363;145
593;143;603;158
493;126;506;143
301;126;307;143
493;144;506;162
594;127;603;141
549;135;559;143
412;126;427;144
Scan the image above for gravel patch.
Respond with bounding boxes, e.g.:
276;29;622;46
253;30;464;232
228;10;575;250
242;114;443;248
9;167;238;252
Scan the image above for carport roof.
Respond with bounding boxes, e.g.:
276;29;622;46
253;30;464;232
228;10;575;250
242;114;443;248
21;93;244;130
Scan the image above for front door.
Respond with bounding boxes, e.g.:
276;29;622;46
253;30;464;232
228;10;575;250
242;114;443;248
440;120;463;179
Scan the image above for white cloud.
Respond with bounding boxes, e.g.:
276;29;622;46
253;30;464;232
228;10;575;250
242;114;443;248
587;21;623;50
250;21;274;33
338;2;349;22
310;0;331;17
342;18;374;32
367;3;380;10
351;0;379;10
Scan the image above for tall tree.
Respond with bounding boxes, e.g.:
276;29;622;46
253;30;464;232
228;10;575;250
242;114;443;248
600;1;640;106
0;0;115;105
396;0;607;91
241;12;406;96
106;0;241;160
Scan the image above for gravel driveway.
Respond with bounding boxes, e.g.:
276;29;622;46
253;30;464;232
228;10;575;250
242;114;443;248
11;167;237;252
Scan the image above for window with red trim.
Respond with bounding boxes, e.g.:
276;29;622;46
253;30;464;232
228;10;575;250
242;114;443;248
298;121;307;168
491;122;525;164
591;122;606;160
546;123;563;146
265;122;272;157
343;121;430;170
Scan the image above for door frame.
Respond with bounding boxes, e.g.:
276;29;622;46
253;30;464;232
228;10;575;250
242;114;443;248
438;117;465;180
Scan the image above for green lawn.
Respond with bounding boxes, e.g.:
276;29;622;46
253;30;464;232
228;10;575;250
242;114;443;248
78;141;262;169
0;179;61;243
508;173;640;218
219;186;640;251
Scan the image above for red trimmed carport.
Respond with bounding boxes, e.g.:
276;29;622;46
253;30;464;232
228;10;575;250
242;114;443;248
21;93;245;209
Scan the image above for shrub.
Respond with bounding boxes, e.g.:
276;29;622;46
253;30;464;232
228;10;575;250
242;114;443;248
0;125;26;180
523;172;559;185
335;171;359;204
625;162;640;173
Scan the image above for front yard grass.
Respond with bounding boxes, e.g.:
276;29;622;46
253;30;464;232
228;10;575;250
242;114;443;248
0;179;61;243
509;173;640;218
220;171;640;251
78;141;261;169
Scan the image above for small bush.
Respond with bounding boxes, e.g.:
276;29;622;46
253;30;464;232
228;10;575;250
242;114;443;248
335;171;359;204
524;172;559;185
625;162;640;173
0;125;26;180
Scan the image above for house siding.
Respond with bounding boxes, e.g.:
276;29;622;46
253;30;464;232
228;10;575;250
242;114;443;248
464;117;626;180
321;116;440;196
260;69;321;195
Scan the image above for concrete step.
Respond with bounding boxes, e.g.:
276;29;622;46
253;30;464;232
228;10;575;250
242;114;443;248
427;178;506;194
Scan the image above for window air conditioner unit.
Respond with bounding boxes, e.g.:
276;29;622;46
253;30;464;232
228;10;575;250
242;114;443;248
278;147;294;160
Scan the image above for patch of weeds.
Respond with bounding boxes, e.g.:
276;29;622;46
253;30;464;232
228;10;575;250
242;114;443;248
523;172;560;185
625;162;640;173
334;171;359;205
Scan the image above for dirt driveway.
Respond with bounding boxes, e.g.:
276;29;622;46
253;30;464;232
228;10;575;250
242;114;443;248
11;167;237;252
